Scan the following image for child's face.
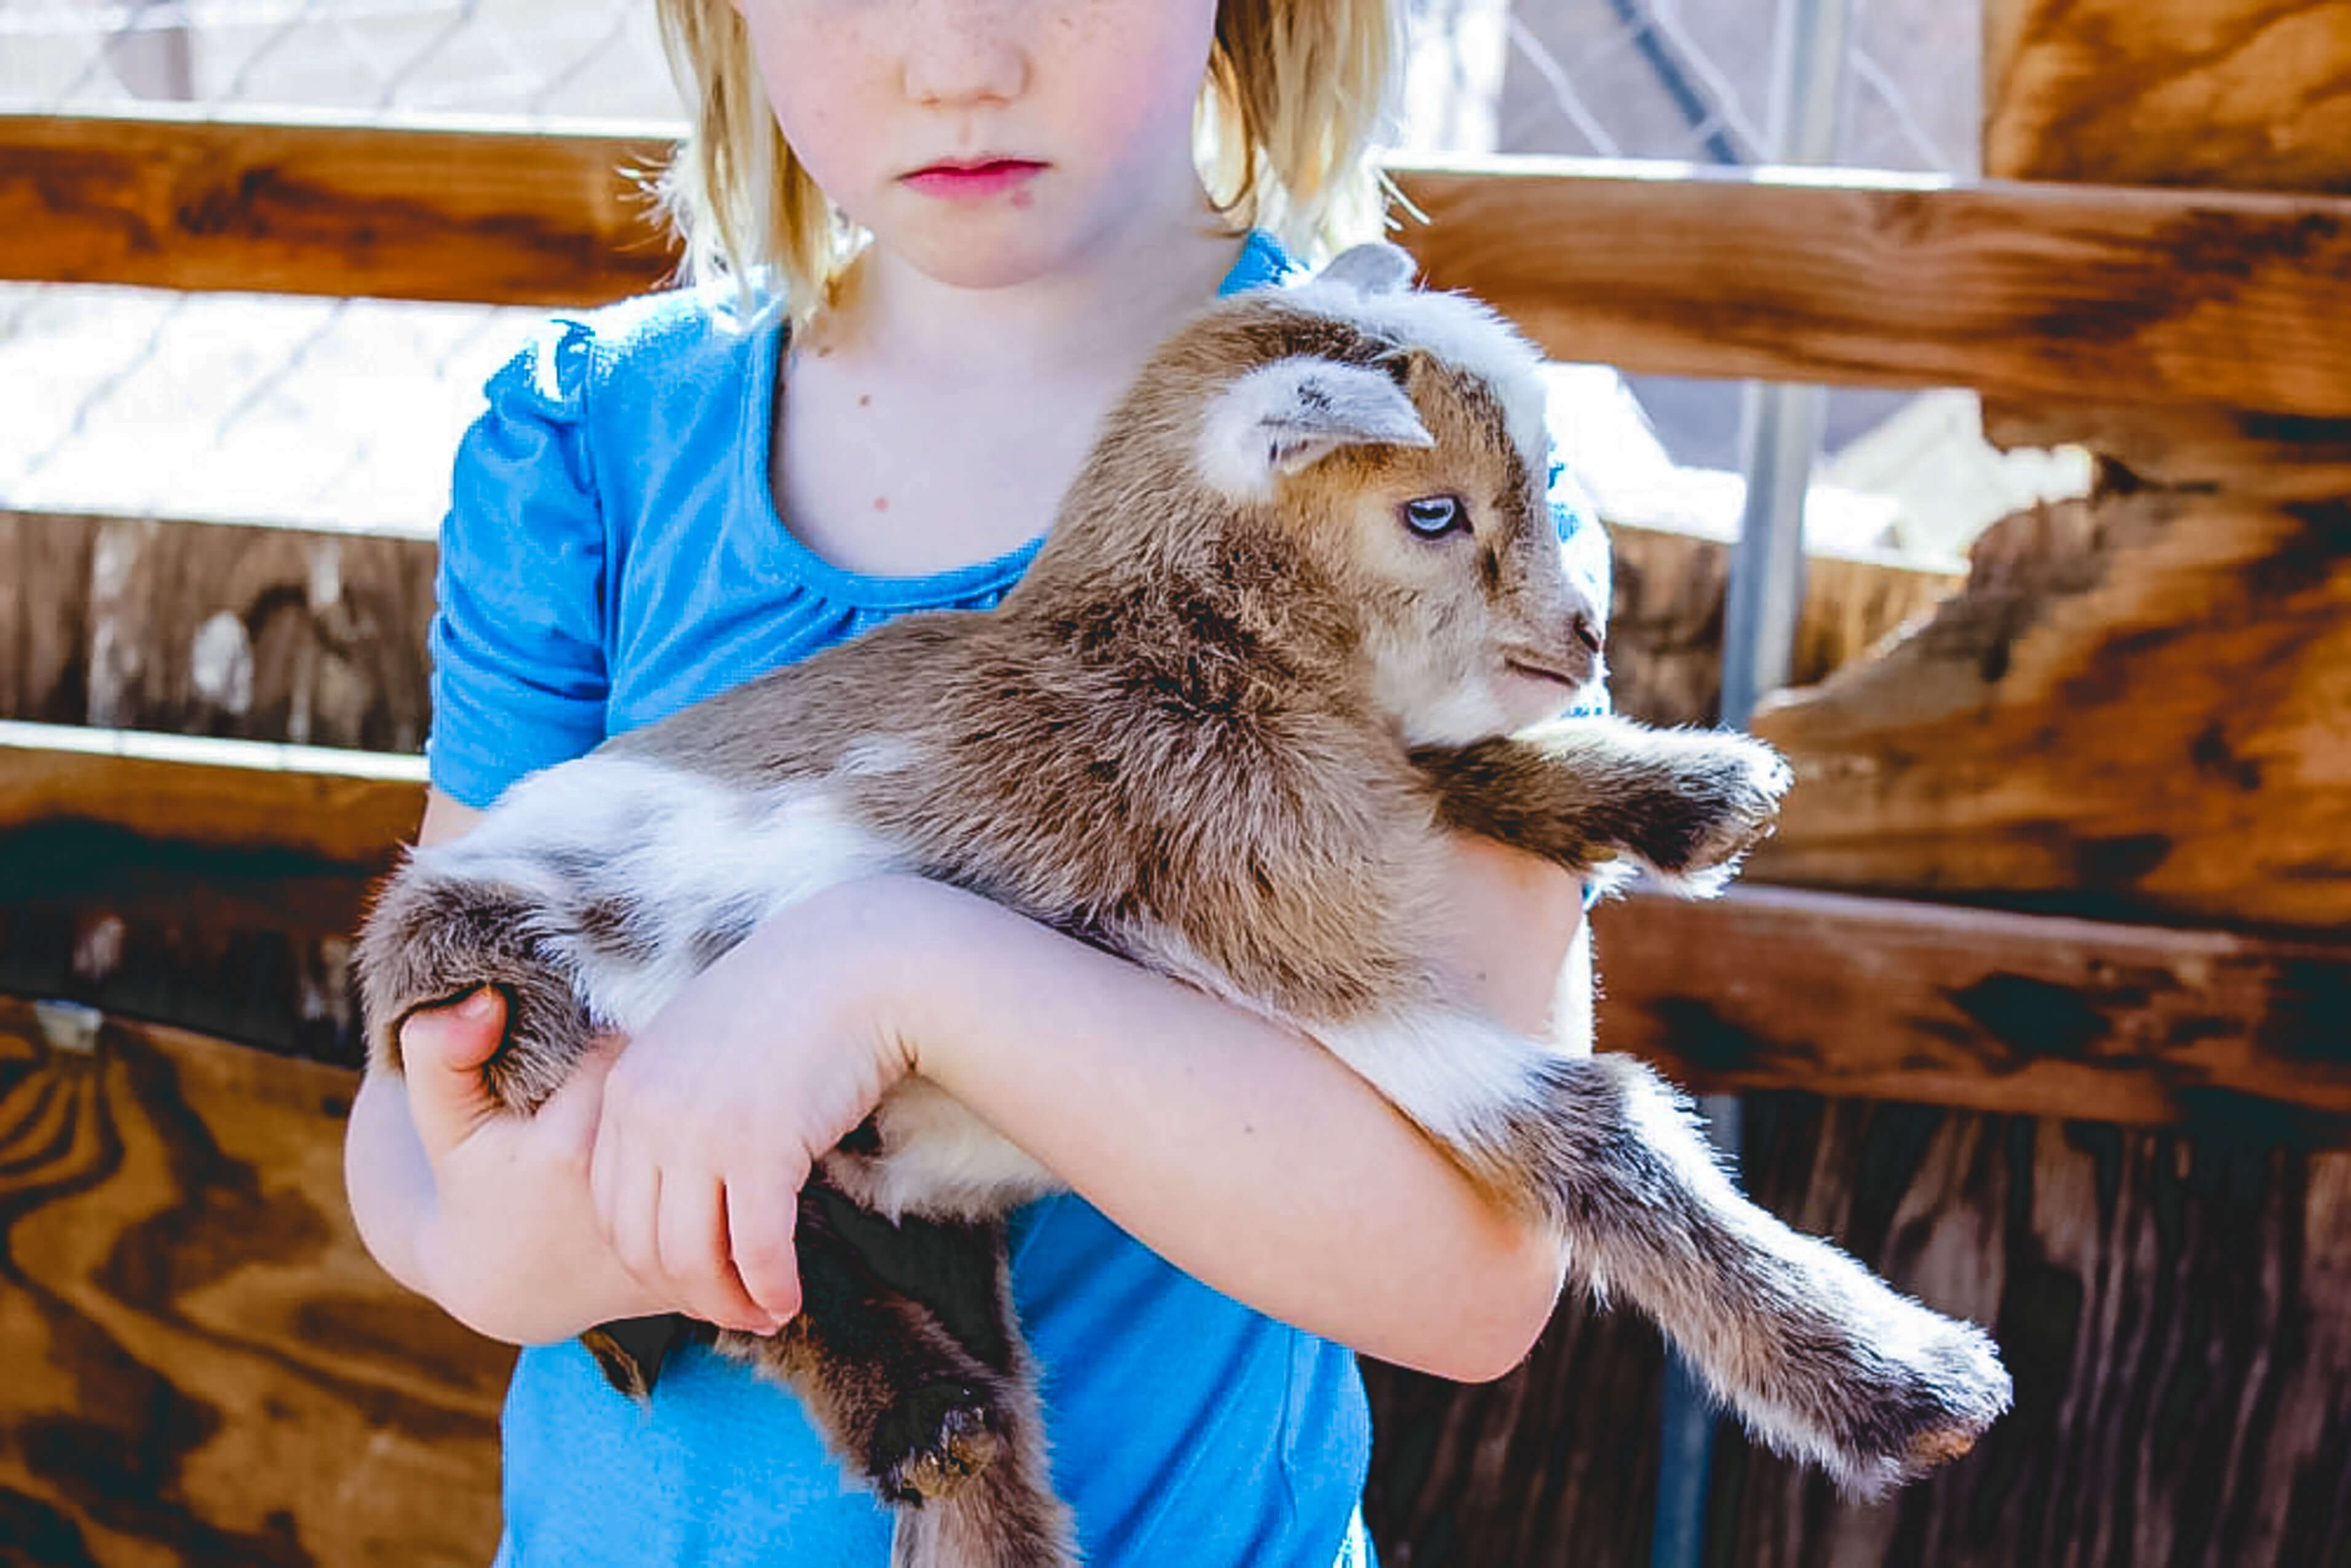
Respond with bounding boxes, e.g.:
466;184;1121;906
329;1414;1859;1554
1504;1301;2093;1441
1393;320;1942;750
738;0;1224;288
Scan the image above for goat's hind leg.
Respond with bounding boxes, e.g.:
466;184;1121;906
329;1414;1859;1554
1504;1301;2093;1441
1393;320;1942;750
1413;715;1793;894
1477;1047;2011;1495
727;1186;1076;1568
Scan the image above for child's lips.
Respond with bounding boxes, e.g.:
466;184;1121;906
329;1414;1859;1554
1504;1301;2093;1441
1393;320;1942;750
902;159;1047;199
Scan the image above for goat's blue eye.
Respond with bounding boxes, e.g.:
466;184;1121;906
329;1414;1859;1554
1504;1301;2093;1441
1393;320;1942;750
1401;496;1464;537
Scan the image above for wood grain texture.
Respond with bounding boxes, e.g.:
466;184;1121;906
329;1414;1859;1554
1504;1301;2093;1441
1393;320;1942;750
1374;1091;2351;1567
1985;0;2351;192
1748;490;2351;935
1980;0;2351;453
0;512;437;753
0;721;420;1062
1981;403;2351;501
1390;159;2351;419
0;995;509;1566
0;110;675;306
0;730;424;874
1361;1290;1666;1567
1594;886;2351;1137
1606;530;1959;727
1708;1093;2351;1568
10;113;2351;416
0;790;387;1064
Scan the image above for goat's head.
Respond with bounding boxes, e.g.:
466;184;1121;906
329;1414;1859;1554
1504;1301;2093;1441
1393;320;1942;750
1164;244;1605;745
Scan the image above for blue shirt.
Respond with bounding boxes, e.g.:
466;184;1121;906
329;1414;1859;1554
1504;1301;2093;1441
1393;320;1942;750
429;232;1608;1567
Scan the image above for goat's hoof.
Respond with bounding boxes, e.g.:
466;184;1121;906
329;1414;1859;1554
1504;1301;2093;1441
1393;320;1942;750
871;1381;1003;1504
1636;737;1793;893
1746;1281;2013;1499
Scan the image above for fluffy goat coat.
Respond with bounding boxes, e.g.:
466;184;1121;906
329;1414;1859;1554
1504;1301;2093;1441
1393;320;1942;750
360;245;2010;1568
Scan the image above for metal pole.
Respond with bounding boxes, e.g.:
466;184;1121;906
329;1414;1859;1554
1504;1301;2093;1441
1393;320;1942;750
1650;1;1849;1564
107;0;196;101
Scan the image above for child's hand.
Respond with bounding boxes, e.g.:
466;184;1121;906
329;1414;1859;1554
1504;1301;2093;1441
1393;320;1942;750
397;990;670;1343
589;879;922;1331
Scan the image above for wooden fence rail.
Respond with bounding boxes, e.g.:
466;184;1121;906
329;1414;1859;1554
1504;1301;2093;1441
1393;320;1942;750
9;111;2351;419
9;715;2350;1145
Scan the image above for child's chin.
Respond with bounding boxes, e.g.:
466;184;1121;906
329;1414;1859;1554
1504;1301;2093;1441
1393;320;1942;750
890;222;1085;293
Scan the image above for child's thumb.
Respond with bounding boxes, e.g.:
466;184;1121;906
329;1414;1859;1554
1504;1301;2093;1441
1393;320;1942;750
401;988;508;1154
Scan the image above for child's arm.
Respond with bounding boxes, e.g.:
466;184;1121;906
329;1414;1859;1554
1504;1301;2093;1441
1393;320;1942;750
348;811;1582;1374
866;856;1586;1380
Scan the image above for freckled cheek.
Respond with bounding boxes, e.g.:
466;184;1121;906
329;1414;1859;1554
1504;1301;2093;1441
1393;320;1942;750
1055;7;1216;164
765;82;868;194
748;19;878;183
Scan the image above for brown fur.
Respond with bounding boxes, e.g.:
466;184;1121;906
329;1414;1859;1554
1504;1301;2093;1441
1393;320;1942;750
359;255;2008;1565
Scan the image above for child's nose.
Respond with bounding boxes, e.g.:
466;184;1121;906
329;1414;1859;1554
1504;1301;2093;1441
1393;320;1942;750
902;0;1031;107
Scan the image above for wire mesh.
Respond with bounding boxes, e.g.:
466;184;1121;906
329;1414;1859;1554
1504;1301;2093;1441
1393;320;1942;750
0;0;2004;552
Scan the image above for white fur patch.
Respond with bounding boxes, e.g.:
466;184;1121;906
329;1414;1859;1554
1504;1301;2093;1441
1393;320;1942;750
1195;355;1433;502
1361;622;1513;747
1313;1005;1563;1149
1280;279;1553;483
419;754;903;1034
851;1080;1057;1221
836;735;924;777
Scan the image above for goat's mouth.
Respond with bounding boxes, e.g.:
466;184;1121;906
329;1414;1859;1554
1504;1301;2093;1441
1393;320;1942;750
1501;654;1586;689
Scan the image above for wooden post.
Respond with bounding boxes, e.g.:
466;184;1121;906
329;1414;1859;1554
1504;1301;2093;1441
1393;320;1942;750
1698;4;2351;1563
1751;0;2351;936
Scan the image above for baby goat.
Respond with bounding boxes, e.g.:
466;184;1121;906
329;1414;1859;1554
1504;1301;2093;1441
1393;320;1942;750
360;245;2011;1568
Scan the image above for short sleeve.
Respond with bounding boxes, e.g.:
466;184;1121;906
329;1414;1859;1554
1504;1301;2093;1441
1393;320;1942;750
428;319;611;809
1550;459;1612;720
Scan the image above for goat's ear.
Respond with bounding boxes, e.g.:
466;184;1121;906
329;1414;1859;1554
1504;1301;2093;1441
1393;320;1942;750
1197;356;1433;501
1316;242;1417;295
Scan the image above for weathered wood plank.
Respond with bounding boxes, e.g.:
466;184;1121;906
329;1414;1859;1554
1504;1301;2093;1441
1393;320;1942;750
0;110;675;306
0;995;509;1565
0;512;438;753
1594;885;2351;1138
9;113;2351;417
0;724;425;873
1985;0;2351;194
1980;0;2351;454
1378;1091;2351;1567
1387;159;2351;419
1748;489;2351;936
1606;529;1958;728
1710;1093;2351;1568
1980;403;2351;501
0;724;419;1059
1363;1291;1666;1567
10;716;2351;1131
1781;4;2351;933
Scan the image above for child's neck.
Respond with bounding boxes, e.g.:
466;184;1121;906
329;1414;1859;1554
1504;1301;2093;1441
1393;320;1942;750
771;186;1253;581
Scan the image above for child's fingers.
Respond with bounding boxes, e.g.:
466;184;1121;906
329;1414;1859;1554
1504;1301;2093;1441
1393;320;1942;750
726;1173;803;1326
596;1125;663;1286
402;988;509;1155
533;1034;618;1156
657;1170;774;1332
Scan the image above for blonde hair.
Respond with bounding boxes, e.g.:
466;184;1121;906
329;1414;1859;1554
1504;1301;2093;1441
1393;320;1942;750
654;0;1401;325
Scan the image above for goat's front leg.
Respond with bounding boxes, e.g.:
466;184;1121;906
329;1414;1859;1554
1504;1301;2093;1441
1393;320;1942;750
356;865;604;1113
1320;1012;2011;1497
1411;715;1792;895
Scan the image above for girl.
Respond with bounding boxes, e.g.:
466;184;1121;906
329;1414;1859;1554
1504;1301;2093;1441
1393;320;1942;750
343;2;1613;1562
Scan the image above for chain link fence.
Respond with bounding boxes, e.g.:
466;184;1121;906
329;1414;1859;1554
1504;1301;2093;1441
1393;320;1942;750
1;0;2054;556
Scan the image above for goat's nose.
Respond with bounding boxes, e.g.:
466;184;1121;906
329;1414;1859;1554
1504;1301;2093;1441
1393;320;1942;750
1571;611;1605;657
